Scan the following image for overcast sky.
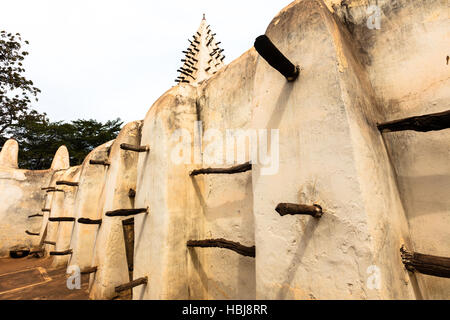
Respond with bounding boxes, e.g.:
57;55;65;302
1;0;293;125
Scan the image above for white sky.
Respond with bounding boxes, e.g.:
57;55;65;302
0;0;293;124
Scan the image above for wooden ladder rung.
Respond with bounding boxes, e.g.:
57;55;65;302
120;143;149;153
275;203;323;218
78;218;102;225
56;181;79;187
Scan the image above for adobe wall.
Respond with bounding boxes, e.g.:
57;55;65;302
192;49;259;299
68;141;114;271
250;0;416;299
0;0;448;300
50;166;81;269
89;121;142;300
331;0;450;300
0;140;69;257
131;0;448;300
133;85;204;299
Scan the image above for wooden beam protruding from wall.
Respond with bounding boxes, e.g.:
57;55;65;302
28;214;44;218
378;110;450;133
254;35;300;82
78;218;102;225
401;246;450;278
275;203;323;218
115;277;148;293
187;239;255;258
56;181;79;187
89;159;111;166
120;143;149;153
190;162;251;176
105;208;148;217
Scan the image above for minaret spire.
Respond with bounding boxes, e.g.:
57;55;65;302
175;16;225;85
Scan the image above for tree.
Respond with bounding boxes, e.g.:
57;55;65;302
0;29;123;170
10;117;123;170
0;30;42;136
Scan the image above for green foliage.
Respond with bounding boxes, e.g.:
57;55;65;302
0;30;41;136
2;116;123;170
0;29;123;170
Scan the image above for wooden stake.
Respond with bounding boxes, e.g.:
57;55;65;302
275;203;323;218
56;181;79;187
81;266;98;275
178;70;195;79
46;189;64;193
28;214;44;218
49;249;72;256
378;110;450;133
78;218;102;225
48;217;76;222
190;162;251;176
105;207;148;217
401;246;450;278
187;239;255;258
115;277;148;293
120;143;149;153
89;159;110;166
254;35;300;82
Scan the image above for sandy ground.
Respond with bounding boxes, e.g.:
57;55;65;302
0;256;90;300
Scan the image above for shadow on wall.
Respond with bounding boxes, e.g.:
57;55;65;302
276;217;320;299
397;174;450;218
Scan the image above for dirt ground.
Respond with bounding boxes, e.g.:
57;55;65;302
0;255;90;300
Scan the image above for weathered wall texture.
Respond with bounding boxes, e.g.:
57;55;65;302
90;121;142;300
0;0;448;300
131;0;448;300
331;0;450;300
0;141;69;257
251;0;415;300
133;85;203;299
